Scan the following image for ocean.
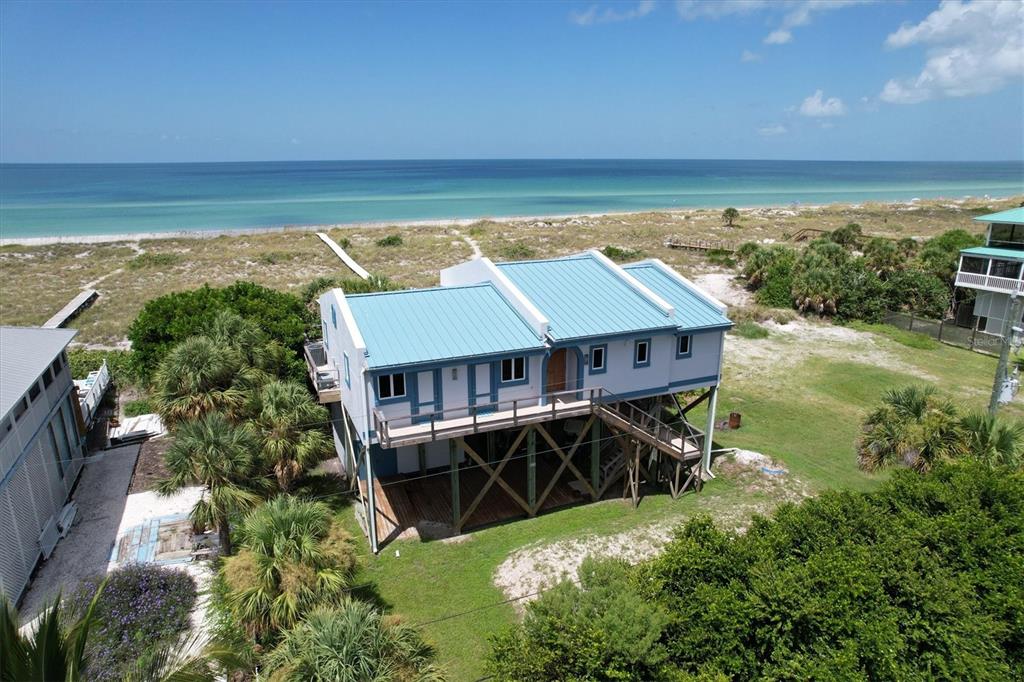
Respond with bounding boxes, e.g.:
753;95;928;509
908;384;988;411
1;159;1022;239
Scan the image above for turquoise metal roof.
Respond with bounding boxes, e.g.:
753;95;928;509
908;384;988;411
496;253;676;341
346;283;545;370
622;263;733;331
960;246;1024;261
973;207;1024;225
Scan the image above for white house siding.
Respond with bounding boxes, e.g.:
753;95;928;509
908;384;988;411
0;359;84;604
668;331;724;389
318;290;370;443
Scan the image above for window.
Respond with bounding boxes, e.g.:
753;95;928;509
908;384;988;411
344;353;351;388
500;357;526;383
990;259;1022;279
0;417;11;445
634;339;650;367
331;304;338;329
960;257;987;274
377;373;406;400
676;335;692;358
28;381;41;402
13;397;28;422
51;356;63;378
589;344;607;374
52;407;71;467
42;367;53;388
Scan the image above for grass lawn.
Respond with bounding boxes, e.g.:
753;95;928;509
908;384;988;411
335;325;1019;681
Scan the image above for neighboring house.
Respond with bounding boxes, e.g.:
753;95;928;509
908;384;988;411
955;207;1024;334
0;327;88;603
306;250;732;552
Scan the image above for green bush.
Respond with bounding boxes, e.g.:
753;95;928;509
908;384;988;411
735;241;761;260
629;463;1024;679
375;234;403;247
500;243;537;260
601;245;644;262
829;222;863;248
884;269;950;318
706;249;736;268
301;275;398;306
732;321;769;339
67;348;139;386
257;251;298;265
123;398;153;417
126;252;180;270
488;559;671;681
918;229;984;283
127;282;311;378
753;254;796;308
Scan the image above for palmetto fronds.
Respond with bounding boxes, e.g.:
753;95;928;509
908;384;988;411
263;602;445;682
222;496;357;639
857;385;965;473
154;336;249;426
251;380;333;491
960;411;1024;469
0;587;101;682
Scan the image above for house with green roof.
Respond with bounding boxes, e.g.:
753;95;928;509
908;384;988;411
956;207;1024;334
307;250;731;552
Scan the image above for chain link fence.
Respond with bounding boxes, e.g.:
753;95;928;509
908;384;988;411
882;311;1002;354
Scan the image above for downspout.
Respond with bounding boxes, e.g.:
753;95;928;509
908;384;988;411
702;384;719;479
362;370;379;554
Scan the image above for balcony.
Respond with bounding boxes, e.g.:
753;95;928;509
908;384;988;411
955;271;1024;294
303;341;341;403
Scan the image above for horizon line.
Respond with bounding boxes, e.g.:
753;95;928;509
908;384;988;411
2;157;1022;166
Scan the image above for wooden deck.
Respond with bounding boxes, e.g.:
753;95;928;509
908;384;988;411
377;394;595;448
43;289;98;328
362;457;588;545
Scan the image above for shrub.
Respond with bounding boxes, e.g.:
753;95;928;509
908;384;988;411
727;304;796;325
500;243;537;260
258;251;298;265
753;251;797;308
375;234;403;247
301;275;397;306
829;222;863;248
884;269;950;318
488;559;671;681
127;282;311;378
67;348;139;386
918;228;984;283
67;564;197;681
601;245;643;262
722;207;740;226
862;237;905;277
735;241;761;260
731;321;769;339
127;252;181;270
123;398;153;417
706;249;736;268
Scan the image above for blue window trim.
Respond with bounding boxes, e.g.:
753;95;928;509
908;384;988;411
343;353;351;388
633;338;652;368
330;304;338;329
675;334;693;359
373;372;409;405
498;355;529;386
588;344;607;375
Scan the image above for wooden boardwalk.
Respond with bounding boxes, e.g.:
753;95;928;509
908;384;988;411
665;238;735;253
43;289;98;328
316;232;370;280
363;458;586;544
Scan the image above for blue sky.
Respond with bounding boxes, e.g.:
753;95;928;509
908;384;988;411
1;0;1021;162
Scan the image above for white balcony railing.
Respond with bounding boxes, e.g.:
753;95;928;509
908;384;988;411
955;271;1024;294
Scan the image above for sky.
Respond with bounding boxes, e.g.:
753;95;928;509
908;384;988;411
0;0;1021;163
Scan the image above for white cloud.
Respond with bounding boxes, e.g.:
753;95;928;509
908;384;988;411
879;0;1024;104
740;49;762;62
799;90;846;117
571;0;656;26
676;0;869;44
758;124;787;136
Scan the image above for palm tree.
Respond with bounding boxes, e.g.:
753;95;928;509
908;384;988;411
857;385;966;473
252;380;333;490
262;602;444;682
157;412;267;555
153;336;248;427
1;588;101;682
722;207;739;227
960;411;1024;469
222;496;357;639
791;252;840;315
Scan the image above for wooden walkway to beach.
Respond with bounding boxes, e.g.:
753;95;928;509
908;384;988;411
43;289;98;328
316;232;370;280
665;238;735;253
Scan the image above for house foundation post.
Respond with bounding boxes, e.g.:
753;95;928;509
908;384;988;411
365;443;379;554
590;419;600;500
527;428;537;514
450;439;461;533
702;384;719;478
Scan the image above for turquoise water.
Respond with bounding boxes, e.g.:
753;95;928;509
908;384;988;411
1;160;1021;238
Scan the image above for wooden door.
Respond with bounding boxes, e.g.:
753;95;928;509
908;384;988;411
546;349;567;394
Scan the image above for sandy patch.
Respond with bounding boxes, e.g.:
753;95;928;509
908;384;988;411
493;451;809;608
725;317;936;382
692;273;752;307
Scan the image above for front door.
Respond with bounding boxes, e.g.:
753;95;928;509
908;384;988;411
470;363;495;414
412;369;439;424
546;349;567;395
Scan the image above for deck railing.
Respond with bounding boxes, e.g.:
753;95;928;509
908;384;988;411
374;385;704;454
76;360;110;428
303;341;341;399
594;388;703;462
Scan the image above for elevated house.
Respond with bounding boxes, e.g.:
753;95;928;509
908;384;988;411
955;207;1024;334
0;327;93;603
306;251;732;552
